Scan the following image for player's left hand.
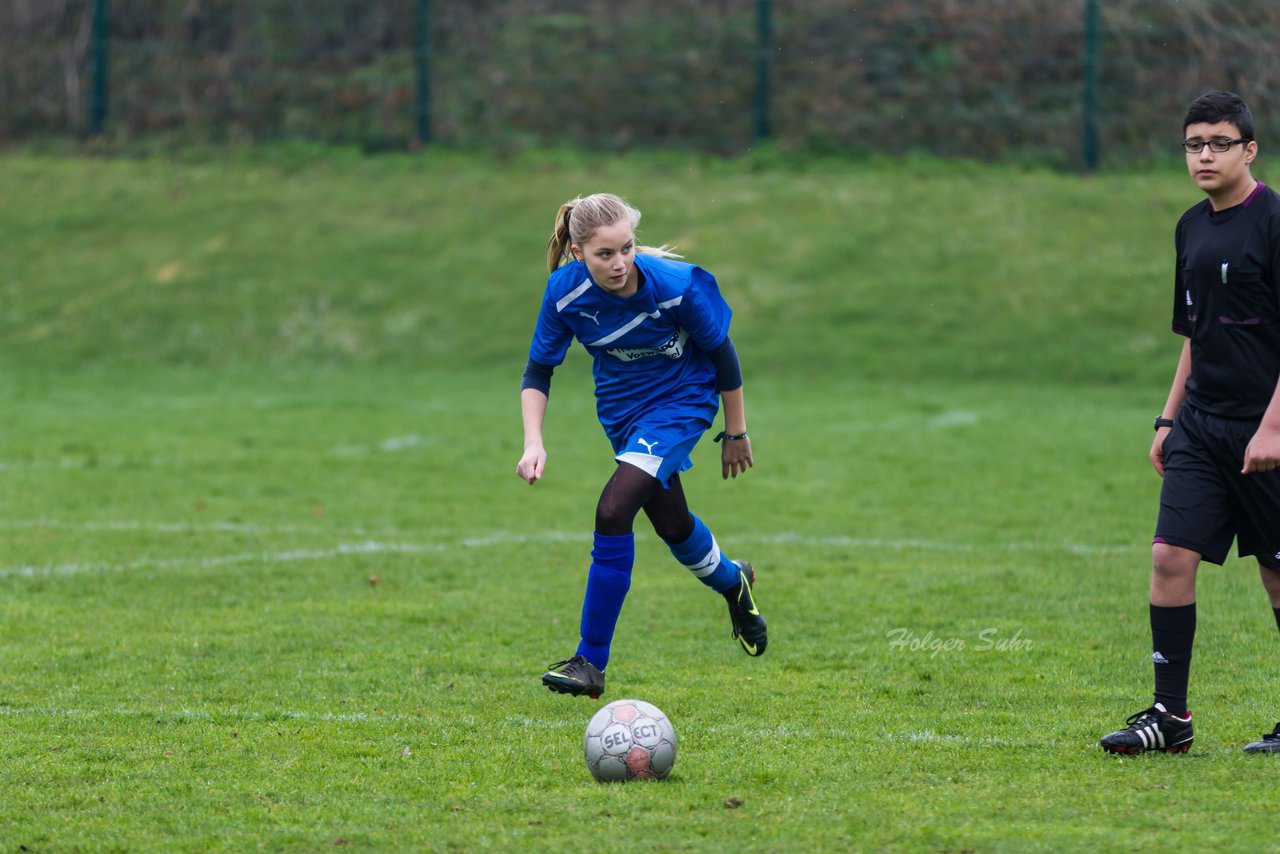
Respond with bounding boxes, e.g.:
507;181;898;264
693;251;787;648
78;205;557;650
721;436;753;480
1242;425;1280;474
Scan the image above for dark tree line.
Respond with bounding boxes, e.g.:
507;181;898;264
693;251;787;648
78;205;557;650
3;0;1279;165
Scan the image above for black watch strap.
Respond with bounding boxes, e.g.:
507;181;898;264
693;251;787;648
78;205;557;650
1154;416;1175;431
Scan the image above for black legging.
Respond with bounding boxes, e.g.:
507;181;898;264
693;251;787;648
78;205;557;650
594;463;695;544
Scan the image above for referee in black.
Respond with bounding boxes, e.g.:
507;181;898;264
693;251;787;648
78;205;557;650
1101;90;1280;755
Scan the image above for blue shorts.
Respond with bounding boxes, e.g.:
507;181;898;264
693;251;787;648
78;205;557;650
608;416;709;488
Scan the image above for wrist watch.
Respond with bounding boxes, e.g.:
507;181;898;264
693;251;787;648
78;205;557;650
1154;416;1175;431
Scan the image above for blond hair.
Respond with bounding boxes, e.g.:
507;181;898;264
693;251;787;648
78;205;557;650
545;193;680;273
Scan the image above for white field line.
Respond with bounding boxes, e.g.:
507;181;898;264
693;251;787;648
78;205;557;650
0;519;588;541
0;705;1022;747
751;532;1143;556
332;434;439;454
1;518;1145;556
0;436;439;472
0;541;439;578
0;704;419;726
0;518;342;535
0;456;176;472
0;523;1144;578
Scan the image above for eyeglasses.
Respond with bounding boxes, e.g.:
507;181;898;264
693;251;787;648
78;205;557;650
1183;137;1251;153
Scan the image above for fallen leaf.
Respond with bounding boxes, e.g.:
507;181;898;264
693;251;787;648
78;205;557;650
154;261;182;284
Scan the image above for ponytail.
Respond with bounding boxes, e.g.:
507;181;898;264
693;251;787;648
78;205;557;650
545;193;681;273
545;200;578;273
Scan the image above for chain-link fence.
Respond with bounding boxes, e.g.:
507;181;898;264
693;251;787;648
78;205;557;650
5;0;1280;168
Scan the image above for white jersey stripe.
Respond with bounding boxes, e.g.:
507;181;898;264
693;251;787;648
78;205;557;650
555;279;595;313
585;296;684;348
588;311;656;347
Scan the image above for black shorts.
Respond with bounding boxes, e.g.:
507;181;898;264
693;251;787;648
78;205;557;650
1155;403;1280;568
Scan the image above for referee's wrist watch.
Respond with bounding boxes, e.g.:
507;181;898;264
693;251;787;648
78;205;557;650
1154;416;1175;431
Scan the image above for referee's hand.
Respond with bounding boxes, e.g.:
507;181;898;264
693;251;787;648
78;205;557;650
1150;427;1172;477
1242;425;1280;474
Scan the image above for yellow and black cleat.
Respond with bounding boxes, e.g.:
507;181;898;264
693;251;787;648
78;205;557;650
724;561;767;657
542;655;606;699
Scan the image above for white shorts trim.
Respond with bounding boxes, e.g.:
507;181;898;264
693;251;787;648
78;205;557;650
615;451;662;478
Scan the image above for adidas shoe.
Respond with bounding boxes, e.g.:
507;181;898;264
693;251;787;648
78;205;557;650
541;655;605;699
724;561;767;657
1242;723;1280;753
1099;703;1193;755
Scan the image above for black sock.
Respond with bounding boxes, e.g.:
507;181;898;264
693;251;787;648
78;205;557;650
1151;603;1196;717
1273;608;1280;635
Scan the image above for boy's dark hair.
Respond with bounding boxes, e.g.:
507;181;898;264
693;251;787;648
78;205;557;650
1184;90;1255;140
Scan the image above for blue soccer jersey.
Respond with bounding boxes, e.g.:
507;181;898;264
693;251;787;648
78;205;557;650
528;254;732;444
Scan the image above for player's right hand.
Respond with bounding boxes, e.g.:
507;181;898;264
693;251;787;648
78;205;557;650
517;446;546;484
1150;427;1171;477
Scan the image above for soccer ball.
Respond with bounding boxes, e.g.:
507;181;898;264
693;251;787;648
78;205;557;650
583;699;677;782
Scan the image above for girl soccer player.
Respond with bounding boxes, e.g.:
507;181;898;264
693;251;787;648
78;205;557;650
516;193;767;699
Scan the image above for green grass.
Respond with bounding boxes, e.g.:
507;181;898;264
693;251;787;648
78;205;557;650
5;148;1280;851
0;146;1212;382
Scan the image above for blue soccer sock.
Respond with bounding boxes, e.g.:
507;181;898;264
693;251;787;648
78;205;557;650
667;515;740;594
575;532;634;671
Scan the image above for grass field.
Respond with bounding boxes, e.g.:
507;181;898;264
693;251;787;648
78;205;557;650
5;148;1280;851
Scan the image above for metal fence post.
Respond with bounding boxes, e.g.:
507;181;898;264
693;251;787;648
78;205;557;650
755;0;772;141
89;0;108;136
1082;0;1099;171
415;0;432;145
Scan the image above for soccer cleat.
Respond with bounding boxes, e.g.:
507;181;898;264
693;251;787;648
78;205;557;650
1242;723;1280;753
1099;703;1193;755
541;655;605;699
724;560;767;657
